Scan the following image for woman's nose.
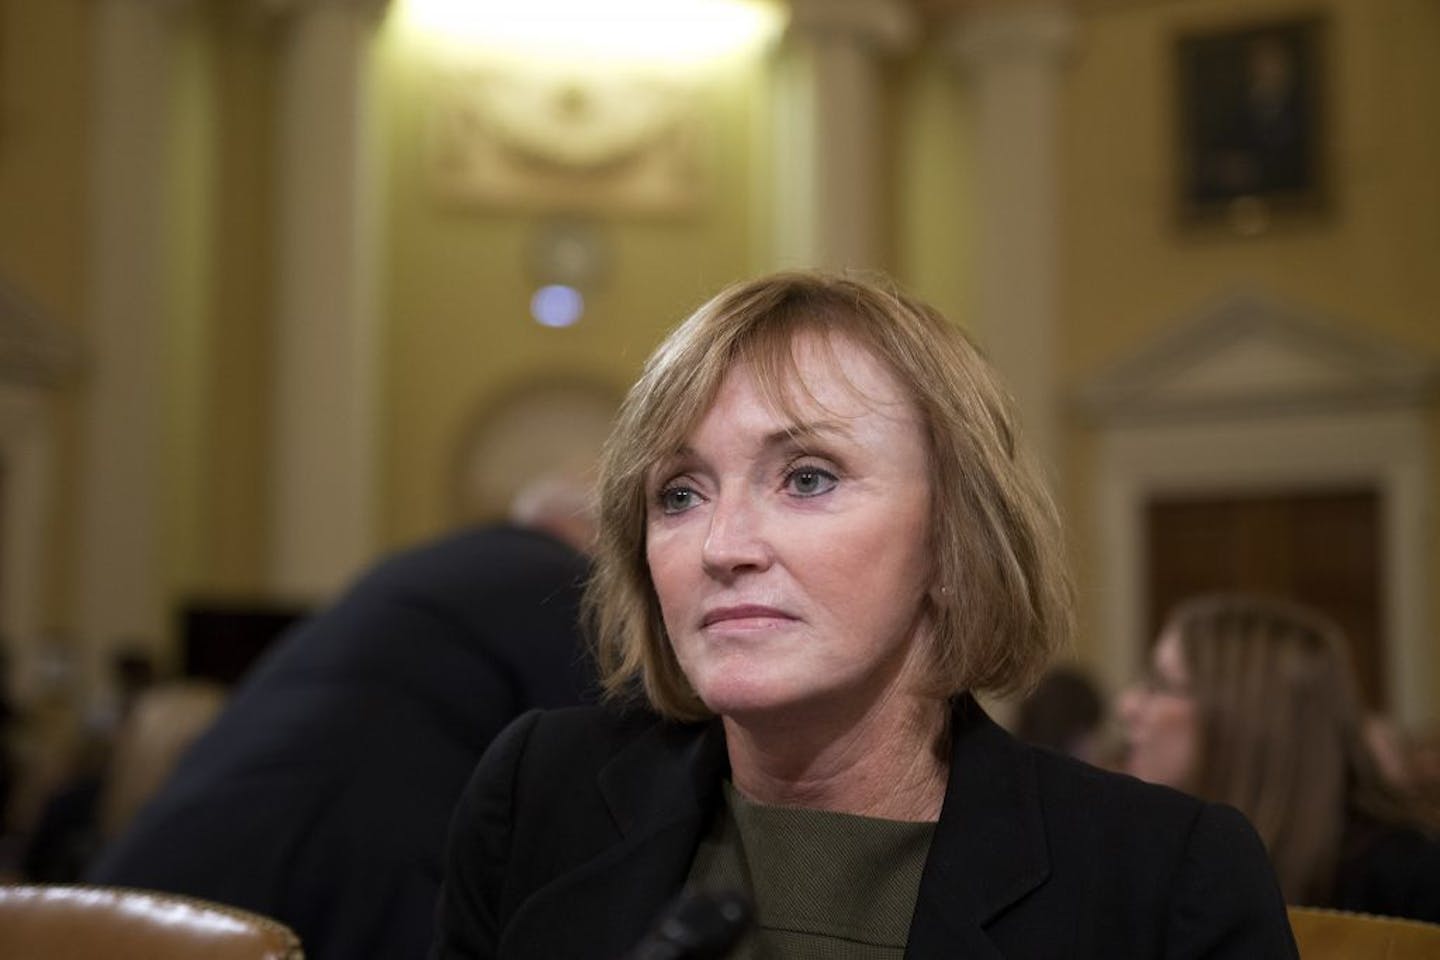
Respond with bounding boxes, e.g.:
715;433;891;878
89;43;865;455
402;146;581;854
701;494;773;578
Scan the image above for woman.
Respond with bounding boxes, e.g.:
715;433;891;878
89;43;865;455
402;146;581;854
436;273;1296;958
1121;594;1440;922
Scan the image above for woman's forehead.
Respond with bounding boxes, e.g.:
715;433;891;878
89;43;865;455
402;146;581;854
732;329;915;420
640;328;920;474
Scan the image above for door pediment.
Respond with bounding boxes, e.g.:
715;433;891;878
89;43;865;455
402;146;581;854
1078;292;1438;423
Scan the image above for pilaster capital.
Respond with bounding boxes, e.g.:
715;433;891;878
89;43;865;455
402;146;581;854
946;1;1076;70
786;0;917;54
93;0;206;15
257;0;390;22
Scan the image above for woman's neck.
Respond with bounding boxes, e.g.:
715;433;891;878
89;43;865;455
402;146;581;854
722;694;950;822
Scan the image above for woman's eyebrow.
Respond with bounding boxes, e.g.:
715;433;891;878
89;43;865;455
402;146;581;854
647;447;701;483
649;420;852;479
761;419;852;451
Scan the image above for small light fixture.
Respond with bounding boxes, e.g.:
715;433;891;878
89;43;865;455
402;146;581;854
530;284;585;328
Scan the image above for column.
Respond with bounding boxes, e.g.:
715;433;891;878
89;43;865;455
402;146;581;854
0;386;59;697
948;2;1074;476
771;0;914;270
75;0;194;704
267;0;385;601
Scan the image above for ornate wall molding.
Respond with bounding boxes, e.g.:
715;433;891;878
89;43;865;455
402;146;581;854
429;66;703;215
1078;291;1440;422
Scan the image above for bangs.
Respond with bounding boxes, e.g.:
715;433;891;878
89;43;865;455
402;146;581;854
637;296;906;479
744;311;902;437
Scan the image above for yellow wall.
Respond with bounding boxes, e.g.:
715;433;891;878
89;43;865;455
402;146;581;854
372;27;980;548
1059;0;1440;681
894;46;976;330
1062;0;1440;375
374;20;772;545
0;0;276;667
5;0;1436;712
0;0;89;318
0;0;90;630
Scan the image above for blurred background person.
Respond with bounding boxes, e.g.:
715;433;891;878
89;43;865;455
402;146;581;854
15;646;158;883
1120;593;1440;921
95;679;228;843
87;480;596;960
1012;664;1112;768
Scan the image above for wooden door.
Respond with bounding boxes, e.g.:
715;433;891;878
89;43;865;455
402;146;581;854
1146;488;1384;708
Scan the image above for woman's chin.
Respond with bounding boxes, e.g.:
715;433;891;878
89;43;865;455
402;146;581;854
695;676;804;721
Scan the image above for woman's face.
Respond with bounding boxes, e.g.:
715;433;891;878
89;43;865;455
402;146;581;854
1118;628;1198;789
644;332;934;724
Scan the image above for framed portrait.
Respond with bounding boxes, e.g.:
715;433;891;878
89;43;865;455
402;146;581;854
1175;16;1328;233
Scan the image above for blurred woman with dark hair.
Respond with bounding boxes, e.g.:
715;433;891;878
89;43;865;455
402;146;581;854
1121;593;1440;920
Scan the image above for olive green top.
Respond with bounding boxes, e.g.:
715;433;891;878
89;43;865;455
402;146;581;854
685;783;936;960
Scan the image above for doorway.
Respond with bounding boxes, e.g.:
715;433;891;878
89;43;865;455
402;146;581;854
1146;488;1384;708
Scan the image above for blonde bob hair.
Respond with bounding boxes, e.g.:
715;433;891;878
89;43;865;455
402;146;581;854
586;272;1073;722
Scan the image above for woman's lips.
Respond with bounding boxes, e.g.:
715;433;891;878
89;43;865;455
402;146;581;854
701;604;796;629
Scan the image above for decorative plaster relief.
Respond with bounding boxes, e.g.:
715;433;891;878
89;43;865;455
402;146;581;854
1079;290;1439;423
430;67;703;215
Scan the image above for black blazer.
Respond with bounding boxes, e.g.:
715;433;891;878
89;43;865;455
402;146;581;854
435;699;1298;959
91;525;593;960
1334;814;1440;922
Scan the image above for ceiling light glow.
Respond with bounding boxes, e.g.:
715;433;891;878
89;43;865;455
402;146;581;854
397;0;786;68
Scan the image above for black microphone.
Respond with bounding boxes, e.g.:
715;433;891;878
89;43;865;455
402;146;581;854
622;889;753;960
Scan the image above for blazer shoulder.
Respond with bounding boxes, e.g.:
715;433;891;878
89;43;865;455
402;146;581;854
1026;746;1202;822
471;705;676;813
519;705;664;763
1023;748;1295;957
1024;749;1224;883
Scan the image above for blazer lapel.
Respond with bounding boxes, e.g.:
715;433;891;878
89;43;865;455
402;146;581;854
500;718;729;960
905;698;1051;960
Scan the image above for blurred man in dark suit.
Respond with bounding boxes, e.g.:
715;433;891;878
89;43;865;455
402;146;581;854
88;490;594;959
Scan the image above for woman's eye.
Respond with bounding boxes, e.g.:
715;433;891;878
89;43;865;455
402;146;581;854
784;466;838;498
658;485;701;514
